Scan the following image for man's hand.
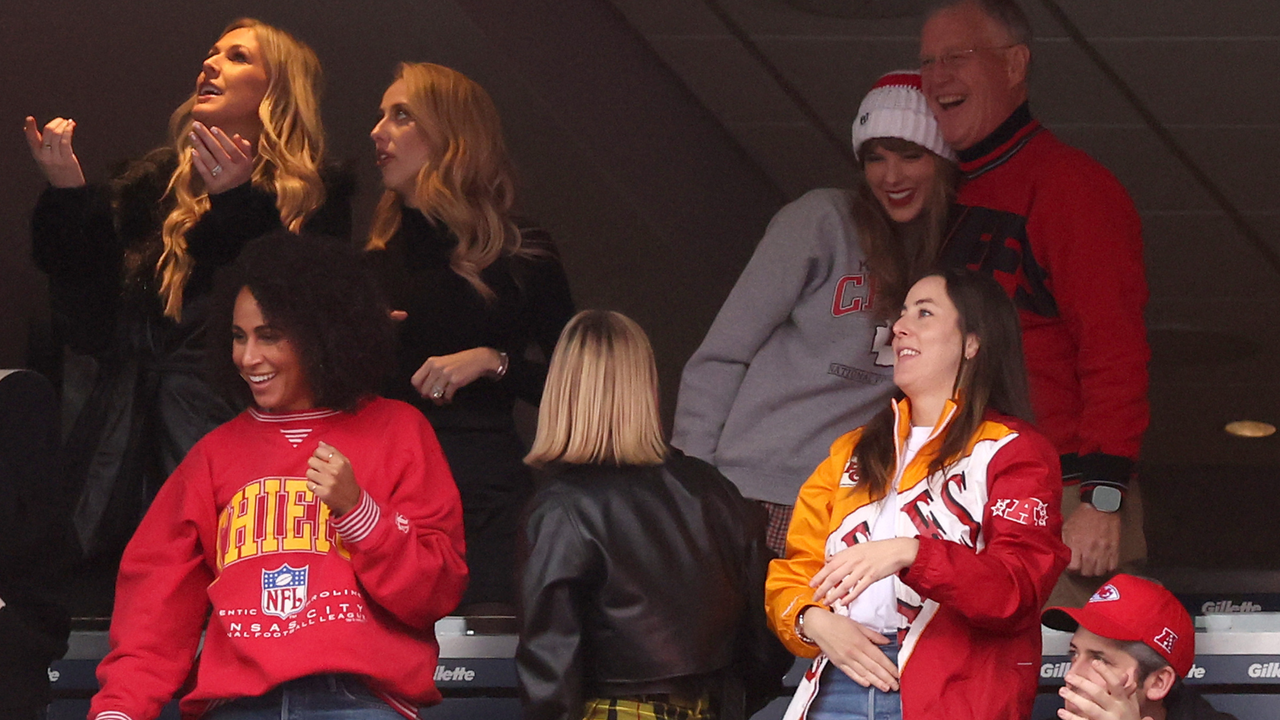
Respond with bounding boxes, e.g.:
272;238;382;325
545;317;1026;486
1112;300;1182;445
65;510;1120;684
801;607;899;692
1063;504;1120;577
1058;660;1149;720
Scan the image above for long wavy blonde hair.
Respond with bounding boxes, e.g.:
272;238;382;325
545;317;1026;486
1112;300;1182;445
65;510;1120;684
365;62;520;302
157;18;326;320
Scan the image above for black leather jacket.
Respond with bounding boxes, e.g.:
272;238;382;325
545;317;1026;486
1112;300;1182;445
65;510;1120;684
516;449;790;720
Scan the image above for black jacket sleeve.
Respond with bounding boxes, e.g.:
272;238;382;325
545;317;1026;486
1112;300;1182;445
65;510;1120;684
712;459;792;719
31;185;126;355
516;491;593;720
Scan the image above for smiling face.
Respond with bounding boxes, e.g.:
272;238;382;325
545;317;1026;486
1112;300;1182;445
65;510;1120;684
232;287;314;413
892;275;978;414
919;2;1028;151
862;140;941;224
192;27;270;135
371;78;434;203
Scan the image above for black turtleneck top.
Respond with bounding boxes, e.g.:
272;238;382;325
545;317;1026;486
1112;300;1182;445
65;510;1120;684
366;208;575;432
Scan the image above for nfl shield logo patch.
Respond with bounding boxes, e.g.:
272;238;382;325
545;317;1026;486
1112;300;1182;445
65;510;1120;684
262;564;308;619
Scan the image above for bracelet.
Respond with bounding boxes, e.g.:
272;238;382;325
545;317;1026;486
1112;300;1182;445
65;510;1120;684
493;350;510;380
796;608;816;645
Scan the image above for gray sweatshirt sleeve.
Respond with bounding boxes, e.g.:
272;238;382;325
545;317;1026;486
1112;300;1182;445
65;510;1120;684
672;190;846;461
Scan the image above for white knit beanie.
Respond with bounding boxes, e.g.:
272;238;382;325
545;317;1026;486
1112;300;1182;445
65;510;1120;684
852;70;955;161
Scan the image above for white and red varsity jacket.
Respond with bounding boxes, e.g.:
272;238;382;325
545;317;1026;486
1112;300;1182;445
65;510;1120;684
766;398;1070;720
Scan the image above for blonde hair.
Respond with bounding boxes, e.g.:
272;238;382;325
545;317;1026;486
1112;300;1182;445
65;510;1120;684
365;62;520;302
525;310;666;467
157;18;326;320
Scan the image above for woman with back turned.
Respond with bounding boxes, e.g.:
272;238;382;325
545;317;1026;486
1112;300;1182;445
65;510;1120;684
518;310;790;720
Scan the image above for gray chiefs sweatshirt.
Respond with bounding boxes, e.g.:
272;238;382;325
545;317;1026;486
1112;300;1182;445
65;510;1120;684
673;189;898;506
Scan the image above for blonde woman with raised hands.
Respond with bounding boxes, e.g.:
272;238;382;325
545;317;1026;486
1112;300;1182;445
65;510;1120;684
23;18;351;565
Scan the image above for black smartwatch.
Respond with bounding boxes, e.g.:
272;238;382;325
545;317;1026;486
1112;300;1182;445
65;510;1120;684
1082;485;1123;513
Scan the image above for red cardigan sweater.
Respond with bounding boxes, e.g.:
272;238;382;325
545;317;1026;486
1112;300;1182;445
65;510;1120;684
942;105;1150;494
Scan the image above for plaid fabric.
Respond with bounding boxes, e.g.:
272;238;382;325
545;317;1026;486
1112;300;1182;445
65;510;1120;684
758;500;794;558
583;693;714;720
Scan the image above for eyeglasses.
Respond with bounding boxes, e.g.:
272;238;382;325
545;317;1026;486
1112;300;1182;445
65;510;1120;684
919;44;1019;72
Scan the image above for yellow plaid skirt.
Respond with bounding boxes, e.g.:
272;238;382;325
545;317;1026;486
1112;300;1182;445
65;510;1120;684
582;692;714;720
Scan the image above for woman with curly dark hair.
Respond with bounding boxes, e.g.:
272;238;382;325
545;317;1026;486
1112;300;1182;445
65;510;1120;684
89;232;467;720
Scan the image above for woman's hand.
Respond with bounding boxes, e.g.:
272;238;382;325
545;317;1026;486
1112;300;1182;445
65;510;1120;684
189;121;254;194
1058;661;1147;720
306;441;362;516
410;347;503;406
23;116;86;188
810;538;919;607
802;607;899;691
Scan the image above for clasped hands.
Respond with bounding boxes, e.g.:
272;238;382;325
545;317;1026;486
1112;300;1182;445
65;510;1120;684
798;538;919;692
810;537;919;608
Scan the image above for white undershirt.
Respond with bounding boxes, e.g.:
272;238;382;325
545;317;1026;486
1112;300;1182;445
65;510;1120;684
843;425;933;634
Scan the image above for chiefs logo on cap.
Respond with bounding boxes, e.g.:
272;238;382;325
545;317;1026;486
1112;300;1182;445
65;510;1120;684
1089;584;1121;603
1153;627;1178;653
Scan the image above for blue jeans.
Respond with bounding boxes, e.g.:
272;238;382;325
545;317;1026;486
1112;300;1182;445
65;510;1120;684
806;641;902;720
204;675;404;720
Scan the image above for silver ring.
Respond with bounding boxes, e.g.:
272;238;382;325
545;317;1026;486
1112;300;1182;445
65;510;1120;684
431;387;444;399
210;164;223;177
327;451;334;461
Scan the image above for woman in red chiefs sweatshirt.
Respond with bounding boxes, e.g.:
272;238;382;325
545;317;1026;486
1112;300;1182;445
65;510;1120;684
89;232;467;720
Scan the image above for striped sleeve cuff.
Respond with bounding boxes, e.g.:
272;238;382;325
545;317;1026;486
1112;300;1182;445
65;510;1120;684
95;712;136;720
330;491;382;544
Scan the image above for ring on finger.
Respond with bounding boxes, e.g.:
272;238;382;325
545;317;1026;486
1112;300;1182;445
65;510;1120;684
431;386;445;399
210;164;223;177
327;451;334;461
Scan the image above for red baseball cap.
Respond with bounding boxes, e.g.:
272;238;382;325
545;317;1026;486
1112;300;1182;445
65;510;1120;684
1042;574;1195;677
